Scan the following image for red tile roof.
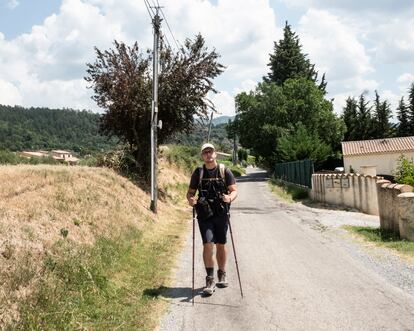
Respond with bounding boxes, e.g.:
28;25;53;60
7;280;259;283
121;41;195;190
342;136;414;156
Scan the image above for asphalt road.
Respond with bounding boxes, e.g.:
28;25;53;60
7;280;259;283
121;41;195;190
159;167;414;331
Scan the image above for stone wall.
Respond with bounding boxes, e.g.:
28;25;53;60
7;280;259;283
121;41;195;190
311;173;382;215
376;181;414;239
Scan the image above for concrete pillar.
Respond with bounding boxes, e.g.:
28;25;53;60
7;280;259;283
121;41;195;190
376;180;391;231
398;192;414;241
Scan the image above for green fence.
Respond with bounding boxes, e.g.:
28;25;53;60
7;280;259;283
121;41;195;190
274;159;314;188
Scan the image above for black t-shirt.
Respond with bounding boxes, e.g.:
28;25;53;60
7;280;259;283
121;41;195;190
189;165;236;192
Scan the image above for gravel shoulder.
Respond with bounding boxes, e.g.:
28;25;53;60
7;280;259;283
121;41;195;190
158;168;414;331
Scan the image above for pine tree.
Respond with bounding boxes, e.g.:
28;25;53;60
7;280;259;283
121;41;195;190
408;82;414;135
342;97;358;141
267;22;324;92
355;93;373;140
397;97;410;137
372;90;391;138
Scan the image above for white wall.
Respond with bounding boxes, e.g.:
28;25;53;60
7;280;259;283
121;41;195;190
311;173;381;215
344;152;414;175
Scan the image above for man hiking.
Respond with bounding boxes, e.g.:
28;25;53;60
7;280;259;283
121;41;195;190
187;143;238;296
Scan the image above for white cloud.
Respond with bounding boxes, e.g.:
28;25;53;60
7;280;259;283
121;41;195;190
210;91;235;117
298;9;373;81
0;0;279;115
0;79;22;105
7;0;19;10
296;9;377;114
233;79;257;95
397;73;414;85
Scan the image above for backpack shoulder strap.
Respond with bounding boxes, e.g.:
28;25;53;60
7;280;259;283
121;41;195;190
198;165;204;188
219;163;226;180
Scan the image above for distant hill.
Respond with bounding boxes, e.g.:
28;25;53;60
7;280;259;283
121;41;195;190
212;115;235;125
168;121;233;153
0;105;118;155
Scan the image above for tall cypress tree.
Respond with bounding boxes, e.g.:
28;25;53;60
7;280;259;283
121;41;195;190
397;97;410;137
355;93;373;140
408;82;414;135
342;97;358;141
372;90;391;138
267;22;325;93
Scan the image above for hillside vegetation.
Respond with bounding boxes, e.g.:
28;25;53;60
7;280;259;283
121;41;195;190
0;159;190;329
0;105;117;154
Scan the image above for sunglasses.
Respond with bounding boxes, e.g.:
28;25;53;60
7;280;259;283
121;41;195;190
202;149;214;155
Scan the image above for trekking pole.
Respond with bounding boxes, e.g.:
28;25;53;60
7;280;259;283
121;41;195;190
192;207;195;306
228;212;244;299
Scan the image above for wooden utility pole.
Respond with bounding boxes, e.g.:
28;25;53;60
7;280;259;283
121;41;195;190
150;7;161;213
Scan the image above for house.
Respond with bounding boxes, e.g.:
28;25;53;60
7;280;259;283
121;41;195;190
20;151;48;159
342;136;414;176
51;150;79;165
216;151;232;161
20;150;79;165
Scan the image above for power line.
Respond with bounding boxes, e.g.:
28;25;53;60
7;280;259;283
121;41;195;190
159;7;182;51
143;0;154;20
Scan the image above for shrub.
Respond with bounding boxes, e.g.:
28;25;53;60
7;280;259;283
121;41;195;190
0;150;19;164
394;155;414;186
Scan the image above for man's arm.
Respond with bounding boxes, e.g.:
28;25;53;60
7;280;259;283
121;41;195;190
187;188;197;206
222;184;237;203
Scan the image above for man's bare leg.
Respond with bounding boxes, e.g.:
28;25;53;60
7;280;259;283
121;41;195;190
203;243;216;295
203;243;215;268
216;243;227;271
216;243;229;287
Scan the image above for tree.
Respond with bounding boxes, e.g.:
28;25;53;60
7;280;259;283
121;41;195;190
276;123;332;166
408;82;414;135
342;97;358;141
372;90;392;138
85;35;224;175
397;97;410;137
354;93;373;140
266;22;326;94
234;78;344;166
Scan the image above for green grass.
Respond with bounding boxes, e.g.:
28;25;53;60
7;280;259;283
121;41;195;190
268;177;309;202
164;144;200;174
14;221;186;330
345;226;414;258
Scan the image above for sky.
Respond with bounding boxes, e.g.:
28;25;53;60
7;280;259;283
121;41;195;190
0;0;414;118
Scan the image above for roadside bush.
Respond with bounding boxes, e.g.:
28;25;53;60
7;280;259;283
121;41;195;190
270;177;309;200
394;155;414;186
0;150;19;164
78;156;99;167
164;145;199;174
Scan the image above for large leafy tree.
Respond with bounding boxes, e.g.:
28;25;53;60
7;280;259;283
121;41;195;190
276;123;331;166
234;78;344;166
266;22;326;94
397;97;410;137
85;34;224;175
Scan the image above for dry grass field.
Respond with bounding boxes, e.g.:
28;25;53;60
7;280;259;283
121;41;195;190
0;160;191;329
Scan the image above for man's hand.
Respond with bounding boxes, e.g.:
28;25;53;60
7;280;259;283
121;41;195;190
221;194;232;203
188;196;197;207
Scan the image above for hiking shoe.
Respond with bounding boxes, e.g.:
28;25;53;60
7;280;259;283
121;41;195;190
217;270;228;288
203;276;215;296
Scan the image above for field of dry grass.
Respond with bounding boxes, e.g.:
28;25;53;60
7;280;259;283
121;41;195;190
0;159;191;329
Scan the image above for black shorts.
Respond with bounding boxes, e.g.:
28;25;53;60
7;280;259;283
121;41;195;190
198;214;229;244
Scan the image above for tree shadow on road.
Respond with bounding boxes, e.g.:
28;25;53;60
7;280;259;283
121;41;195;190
236;169;270;183
144;286;201;303
143;286;240;307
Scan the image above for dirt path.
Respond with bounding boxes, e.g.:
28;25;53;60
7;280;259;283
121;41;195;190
158;168;414;331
